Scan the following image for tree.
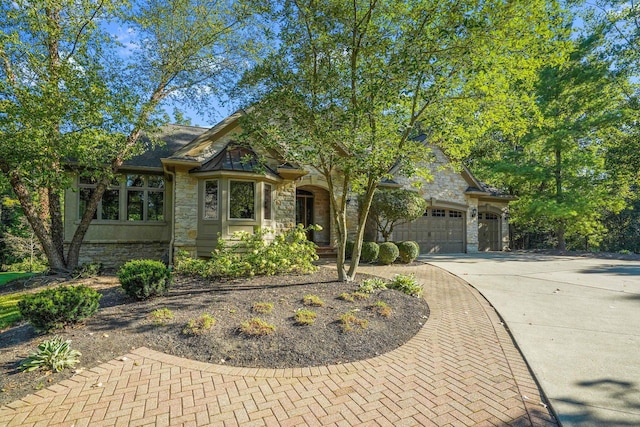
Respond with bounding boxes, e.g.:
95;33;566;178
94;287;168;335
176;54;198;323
0;0;263;272
368;189;427;242
471;32;632;250
241;0;566;280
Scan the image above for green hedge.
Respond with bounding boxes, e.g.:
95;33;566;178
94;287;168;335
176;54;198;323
118;260;172;300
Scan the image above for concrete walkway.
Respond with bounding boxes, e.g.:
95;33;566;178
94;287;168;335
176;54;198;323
426;253;640;427
0;263;556;426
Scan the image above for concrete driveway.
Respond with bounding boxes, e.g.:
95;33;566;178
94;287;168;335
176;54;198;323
424;252;640;427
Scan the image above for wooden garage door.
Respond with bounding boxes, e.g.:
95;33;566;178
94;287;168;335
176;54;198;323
478;212;501;251
394;208;465;253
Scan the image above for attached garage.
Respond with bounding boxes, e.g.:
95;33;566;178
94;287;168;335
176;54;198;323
394;208;465;253
478;212;501;251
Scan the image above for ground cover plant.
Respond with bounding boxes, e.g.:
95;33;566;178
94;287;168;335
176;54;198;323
0;268;429;406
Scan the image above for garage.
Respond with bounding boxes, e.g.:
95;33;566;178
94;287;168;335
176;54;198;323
393;208;465;253
478;211;501;251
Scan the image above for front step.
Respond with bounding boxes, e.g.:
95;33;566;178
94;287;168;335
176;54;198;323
315;246;337;258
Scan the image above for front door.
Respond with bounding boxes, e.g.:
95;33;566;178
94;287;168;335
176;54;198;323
296;189;314;241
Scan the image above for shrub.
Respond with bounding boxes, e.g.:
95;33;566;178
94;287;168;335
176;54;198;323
294;309;317;326
20;336;81;372
240;317;276;336
378;242;399;265
357;278;387;294
183;314;216;335
345;241;354;259
252;302;274;314
361;242;379;263
173;250;210;277
388;274;423;297
303;294;324;307
338;311;368;332
5;259;48;273
371;301;392;318
18;285;101;332
118;260;172;300
397;241;420;263
149;308;174;326
72;262;102;279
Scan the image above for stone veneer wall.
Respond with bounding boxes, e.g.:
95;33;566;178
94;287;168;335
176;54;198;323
73;242;168;270
173;170;199;255
274;181;296;232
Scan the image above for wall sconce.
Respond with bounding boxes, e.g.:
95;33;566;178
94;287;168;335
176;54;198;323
471;208;477;218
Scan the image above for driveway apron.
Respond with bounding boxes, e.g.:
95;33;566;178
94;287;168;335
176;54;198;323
426;253;640;427
1;262;555;426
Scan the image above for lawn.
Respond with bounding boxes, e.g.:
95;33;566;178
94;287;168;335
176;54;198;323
0;272;33;329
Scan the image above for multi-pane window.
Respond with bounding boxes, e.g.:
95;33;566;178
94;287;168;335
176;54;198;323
229;181;255;219
79;176;120;221
204;180;219;219
449;211;463;218
263;184;272;220
79;174;164;222
432;209;446;217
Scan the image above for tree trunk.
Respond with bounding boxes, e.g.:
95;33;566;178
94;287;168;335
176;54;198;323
347;179;377;280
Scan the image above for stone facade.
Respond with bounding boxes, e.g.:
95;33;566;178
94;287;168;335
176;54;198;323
173;170;199;255
74;242;168;270
274;181;296;232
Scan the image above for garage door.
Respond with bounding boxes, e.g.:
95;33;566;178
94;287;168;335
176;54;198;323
394;208;465;253
478;212;501;251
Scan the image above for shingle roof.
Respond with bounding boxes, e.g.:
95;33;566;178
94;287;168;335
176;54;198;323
124;124;207;169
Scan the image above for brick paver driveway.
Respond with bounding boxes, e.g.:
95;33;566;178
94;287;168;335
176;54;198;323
1;263;556;426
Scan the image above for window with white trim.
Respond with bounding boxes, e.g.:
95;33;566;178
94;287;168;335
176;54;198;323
229;181;255;219
203;180;219;219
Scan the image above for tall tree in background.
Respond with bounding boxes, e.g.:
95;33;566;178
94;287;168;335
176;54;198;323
470;32;631;250
0;0;263;272
241;0;567;280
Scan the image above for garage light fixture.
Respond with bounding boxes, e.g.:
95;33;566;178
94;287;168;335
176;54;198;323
471;208;477;218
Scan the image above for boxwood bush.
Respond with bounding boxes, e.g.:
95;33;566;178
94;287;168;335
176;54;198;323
398;241;420;263
18;285;101;332
378;242;399;265
118;260;172;300
361;241;380;263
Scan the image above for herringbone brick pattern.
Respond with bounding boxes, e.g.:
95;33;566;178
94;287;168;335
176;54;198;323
0;263;557;426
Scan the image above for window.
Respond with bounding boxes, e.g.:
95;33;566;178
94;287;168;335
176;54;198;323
204;180;219;219
229;181;255;219
126;175;164;221
449;210;463;218
79;176;120;220
264;184;272;220
78;174;164;222
432;209;446;217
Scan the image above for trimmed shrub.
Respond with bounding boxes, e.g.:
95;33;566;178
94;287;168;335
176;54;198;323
398;241;420;263
118;260;172;300
345;241;354;259
361;241;379;263
357;278;387;294
18;285;101;332
378;242;399;265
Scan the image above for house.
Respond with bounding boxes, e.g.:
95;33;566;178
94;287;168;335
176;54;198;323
64;111;514;268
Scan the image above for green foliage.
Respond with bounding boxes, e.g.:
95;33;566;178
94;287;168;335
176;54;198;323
303;294;324;307
388;274;423;298
18;285;101;332
370;190;428;242
118;260;172;300
19;337;81;373
371;301;392;318
397;241;420;263
72;262;102;279
294;309;317;326
3;259;48;274
357;278;387;294
378;242;399;265
182;314;216;335
338;311;368;333
252;302;274;314
360;242;379;263
149;308;174;326
338;292;355;302
239;317;276;336
174;226;319;279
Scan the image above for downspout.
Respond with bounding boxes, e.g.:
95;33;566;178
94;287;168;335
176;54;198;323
167;168;176;269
